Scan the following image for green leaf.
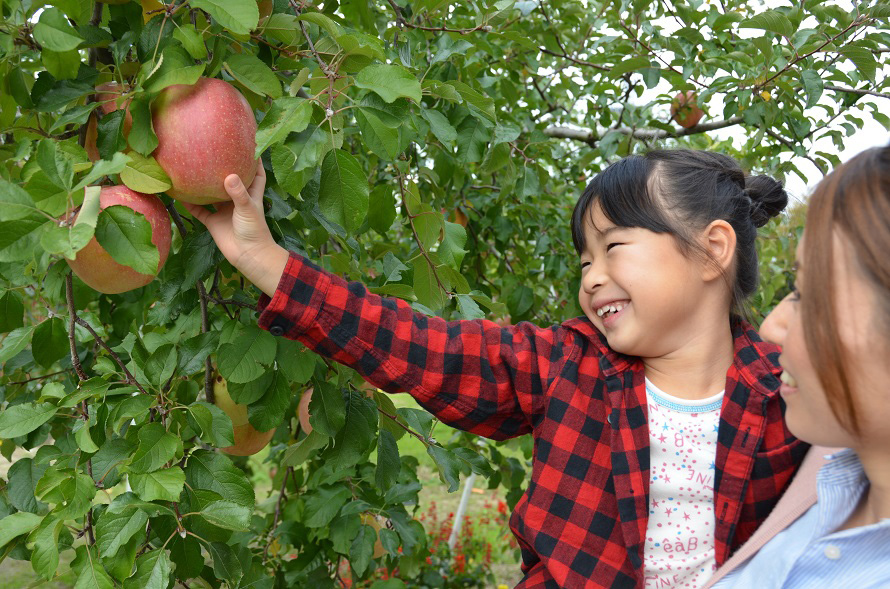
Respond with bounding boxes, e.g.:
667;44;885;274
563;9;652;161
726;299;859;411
303;485;351;528
367;184;396;234
199;500;252;531
0;178;41;221
29;516;64;580
143;47;205;93
412;259;446;311
350;524;375;575
187;401;236;448
0;402;57;439
7;458;48;513
120;152;172;194
42;49;82;81
456;116;491;163
247;371;290;432
173;24;208;60
319;149;369;233
145;343;177;389
840;45;878;82
427;445;462;492
94;204;160;275
185;450;255;507
178;331;219;375
95;506;149;560
437;221;467;269
0;290;25;332
96;109;128;161
254;97;312;158
356;107;401;159
31;317;68;369
127;95;159;156
190;0;259;35
420;109;457;144
375;429;400;492
71;545;115;589
128;423;180;473
446;80;497;123
431;36;474;64
800;69;823;108
310;381;346;437
74;420;100;453
91;438;134;488
740;9;793;37
73;153;132;192
207;541;242;583
354;65;422;104
37;139;74;191
296;12;341;37
33;8;85;52
129;467;185;502
225;53;282;99
0;511;43;549
35;468;96;519
281;428;327;466
122;550;173;589
216;327;277;384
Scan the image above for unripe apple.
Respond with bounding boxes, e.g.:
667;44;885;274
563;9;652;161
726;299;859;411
67;185;171;294
213;375;275;456
152;77;258;205
84;82;133;162
670;91;704;129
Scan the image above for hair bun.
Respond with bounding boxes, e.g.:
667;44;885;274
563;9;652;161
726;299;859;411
745;175;788;227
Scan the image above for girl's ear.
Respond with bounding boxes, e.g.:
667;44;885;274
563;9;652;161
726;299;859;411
700;220;736;282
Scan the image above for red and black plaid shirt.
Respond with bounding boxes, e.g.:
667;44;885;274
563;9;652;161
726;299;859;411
258;252;808;588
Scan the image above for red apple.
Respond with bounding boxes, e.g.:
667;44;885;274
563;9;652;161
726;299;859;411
670;91;704;129
67;185;171;294
152;77;258;205
85;82;133;162
214;375;276;456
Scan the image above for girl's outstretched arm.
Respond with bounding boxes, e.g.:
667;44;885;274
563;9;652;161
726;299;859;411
186;169;568;439
183;168;288;297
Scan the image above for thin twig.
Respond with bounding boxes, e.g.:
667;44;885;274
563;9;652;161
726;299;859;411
264;467;293;561
824;84;890;100
8;370;71;385
66;273;89;381
73;316;148;395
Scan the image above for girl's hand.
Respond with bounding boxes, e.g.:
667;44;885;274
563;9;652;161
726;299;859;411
183;165;288;297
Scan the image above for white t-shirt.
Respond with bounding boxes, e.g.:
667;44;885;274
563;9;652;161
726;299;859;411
644;378;723;589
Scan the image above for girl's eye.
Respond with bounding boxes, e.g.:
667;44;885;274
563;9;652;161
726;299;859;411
789;287;800;302
606;243;622;251
580;261;591;269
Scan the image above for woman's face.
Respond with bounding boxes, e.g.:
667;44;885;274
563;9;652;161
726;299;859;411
759;232;886;448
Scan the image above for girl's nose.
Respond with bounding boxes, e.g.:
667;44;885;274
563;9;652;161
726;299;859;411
581;260;606;294
759;293;792;347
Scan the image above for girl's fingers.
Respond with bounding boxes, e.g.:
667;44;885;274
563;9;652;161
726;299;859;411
225;174;251;207
247;164;266;201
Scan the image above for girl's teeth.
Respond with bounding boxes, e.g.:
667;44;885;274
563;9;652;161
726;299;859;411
780;371;798;387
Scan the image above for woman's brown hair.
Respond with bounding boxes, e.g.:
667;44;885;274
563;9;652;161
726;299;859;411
802;145;890;434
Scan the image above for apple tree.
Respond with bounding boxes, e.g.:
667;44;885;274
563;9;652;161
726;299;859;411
0;0;888;587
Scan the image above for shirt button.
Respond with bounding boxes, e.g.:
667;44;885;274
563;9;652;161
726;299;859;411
824;545;841;560
269;325;285;336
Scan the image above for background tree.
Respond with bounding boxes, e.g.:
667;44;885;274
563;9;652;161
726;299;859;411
0;0;887;587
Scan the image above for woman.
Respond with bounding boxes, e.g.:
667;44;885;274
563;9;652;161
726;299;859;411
706;145;890;587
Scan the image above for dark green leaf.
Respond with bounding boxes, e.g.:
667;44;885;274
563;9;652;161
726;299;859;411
225;53;282;99
247;372;290;432
127;95;159;156
254;97;312;158
216;327;277;384
318;149;369;233
185;449;255;507
0;290;25;333
128;423;180;473
191;0;259;35
0;402;57;439
129;467;185;502
354;65;422;104
94;205;160;275
33;8;84;52
122;549;173;589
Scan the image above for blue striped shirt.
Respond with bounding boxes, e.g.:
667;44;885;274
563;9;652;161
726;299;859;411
714;448;890;588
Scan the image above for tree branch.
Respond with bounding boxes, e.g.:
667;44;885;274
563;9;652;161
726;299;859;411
544;116;744;145
66;273;89;381
824;84;890;100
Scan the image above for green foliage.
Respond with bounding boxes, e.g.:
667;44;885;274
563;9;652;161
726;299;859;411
0;0;882;586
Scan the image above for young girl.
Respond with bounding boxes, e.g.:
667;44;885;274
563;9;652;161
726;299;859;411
705;146;890;587
184;150;806;589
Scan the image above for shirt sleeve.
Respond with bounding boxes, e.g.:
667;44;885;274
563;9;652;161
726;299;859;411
257;251;566;440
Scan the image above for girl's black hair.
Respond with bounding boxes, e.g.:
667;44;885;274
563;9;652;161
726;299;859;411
571;149;788;316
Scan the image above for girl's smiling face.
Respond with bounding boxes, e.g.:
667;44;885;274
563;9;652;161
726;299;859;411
759;232;886;448
577;203;724;358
